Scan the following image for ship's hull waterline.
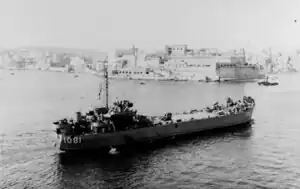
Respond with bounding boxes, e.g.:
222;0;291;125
56;107;254;152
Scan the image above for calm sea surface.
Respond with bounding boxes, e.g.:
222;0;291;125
1;70;300;189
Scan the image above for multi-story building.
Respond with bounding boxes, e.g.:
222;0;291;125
216;49;265;81
165;45;187;57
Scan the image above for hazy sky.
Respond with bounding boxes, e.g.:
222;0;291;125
0;0;299;52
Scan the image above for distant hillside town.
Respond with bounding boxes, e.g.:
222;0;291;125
0;45;299;76
0;45;224;73
0;48;108;73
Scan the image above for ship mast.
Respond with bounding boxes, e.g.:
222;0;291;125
104;56;109;109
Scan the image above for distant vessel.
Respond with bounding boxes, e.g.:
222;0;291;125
257;76;279;86
52;57;256;152
216;49;265;81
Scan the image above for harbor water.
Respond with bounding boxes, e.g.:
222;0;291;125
1;70;300;189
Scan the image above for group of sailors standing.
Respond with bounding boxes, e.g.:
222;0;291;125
205;96;255;115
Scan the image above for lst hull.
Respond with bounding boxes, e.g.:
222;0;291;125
57;107;254;151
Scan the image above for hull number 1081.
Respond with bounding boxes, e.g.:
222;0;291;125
63;136;82;144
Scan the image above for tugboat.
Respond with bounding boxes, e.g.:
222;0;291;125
52;58;256;152
258;76;279;86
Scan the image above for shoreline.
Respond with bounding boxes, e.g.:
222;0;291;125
2;68;297;83
0;68;261;83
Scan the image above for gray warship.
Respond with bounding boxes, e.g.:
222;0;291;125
53;60;255;152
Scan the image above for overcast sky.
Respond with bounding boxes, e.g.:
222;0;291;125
0;0;299;53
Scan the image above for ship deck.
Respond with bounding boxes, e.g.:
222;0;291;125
171;111;217;122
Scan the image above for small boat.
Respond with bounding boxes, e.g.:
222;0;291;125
140;82;146;85
74;74;79;78
258;76;279;86
258;81;278;86
199;78;220;83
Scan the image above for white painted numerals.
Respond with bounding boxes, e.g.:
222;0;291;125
63;136;82;144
